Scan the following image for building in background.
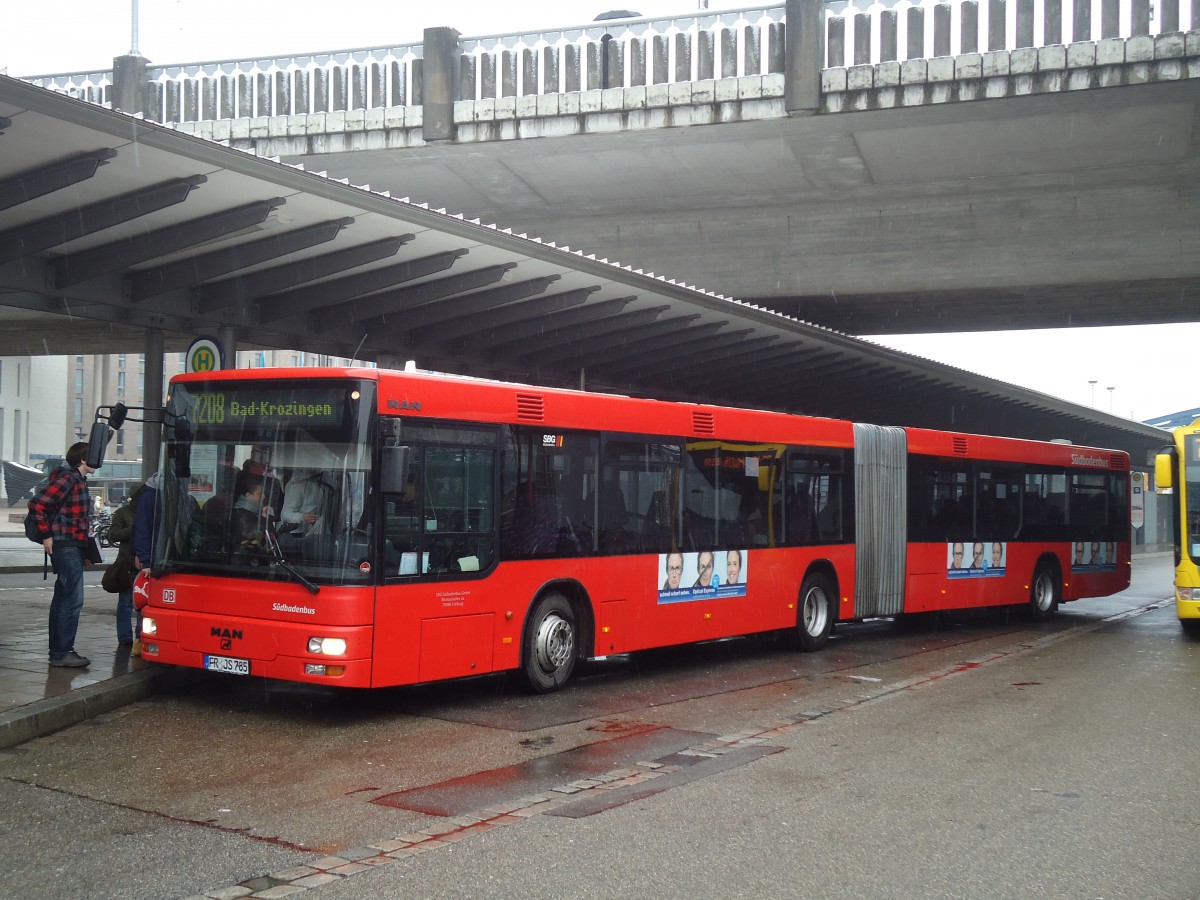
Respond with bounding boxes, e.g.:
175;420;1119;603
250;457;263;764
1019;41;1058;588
1;349;371;502
0;356;69;493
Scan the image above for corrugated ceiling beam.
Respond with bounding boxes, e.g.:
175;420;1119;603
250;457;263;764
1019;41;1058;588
351;263;517;326
0;149;117;212
654;352;802;396
528;313;703;365
255;248;468;323
593;326;756;376
437;288;616;346
130;217;361;302
625;334;783;380
198;227;404;312
52;197;287;288
421;286;603;342
0;175;206;264
391;275;563;332
554;319;731;370
495;304;670;358
704;350;851;395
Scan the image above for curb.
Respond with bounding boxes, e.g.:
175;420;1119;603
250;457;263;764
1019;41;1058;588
0;665;204;750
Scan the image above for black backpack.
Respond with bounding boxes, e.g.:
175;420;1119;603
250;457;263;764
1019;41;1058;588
25;468;64;544
23;506;42;543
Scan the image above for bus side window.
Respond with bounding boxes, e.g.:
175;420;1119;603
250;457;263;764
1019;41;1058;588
601;439;681;555
787;450;846;546
384;433;497;577
501;428;598;559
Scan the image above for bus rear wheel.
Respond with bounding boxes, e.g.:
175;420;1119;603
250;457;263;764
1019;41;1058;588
519;592;577;694
1029;565;1059;621
796;572;835;651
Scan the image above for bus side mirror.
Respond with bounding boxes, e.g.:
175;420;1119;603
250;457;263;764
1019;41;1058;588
1155;452;1174;491
381;445;412;494
86;421;111;469
85;403;130;469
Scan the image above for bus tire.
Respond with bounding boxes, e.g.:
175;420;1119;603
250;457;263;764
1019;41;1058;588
796;572;835;652
1180;619;1200;640
519;592;577;694
1028;564;1059;621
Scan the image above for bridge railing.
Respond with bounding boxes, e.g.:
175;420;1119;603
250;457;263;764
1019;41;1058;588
456;6;786;100
136;43;424;123
26;69;112;108
825;0;1194;66
20;0;1196;123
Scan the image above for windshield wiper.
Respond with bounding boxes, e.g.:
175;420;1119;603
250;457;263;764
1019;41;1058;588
262;523;321;595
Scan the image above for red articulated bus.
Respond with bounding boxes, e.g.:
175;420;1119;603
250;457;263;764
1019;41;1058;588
127;367;1130;692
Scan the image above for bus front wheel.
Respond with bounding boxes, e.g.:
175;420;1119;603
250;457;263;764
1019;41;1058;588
796;572;835;652
1180;619;1200;640
520;592;577;694
1029;565;1059;621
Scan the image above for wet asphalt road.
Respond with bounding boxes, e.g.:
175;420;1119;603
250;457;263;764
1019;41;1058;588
1;555;1196;899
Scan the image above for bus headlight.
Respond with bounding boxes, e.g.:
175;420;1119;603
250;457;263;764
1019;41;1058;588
142;617;157;636
1179;587;1195;601
307;637;347;656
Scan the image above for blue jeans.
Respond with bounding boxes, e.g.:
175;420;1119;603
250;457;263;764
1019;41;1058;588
49;542;86;661
116;585;138;643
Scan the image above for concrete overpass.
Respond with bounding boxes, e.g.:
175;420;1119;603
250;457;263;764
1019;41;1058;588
27;0;1195;335
6;1;1193;463
0;74;1169;467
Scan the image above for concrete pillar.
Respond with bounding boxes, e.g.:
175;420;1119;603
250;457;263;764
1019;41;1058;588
112;54;148;116
785;0;822;115
142;329;163;481
422;27;461;142
217;327;238;368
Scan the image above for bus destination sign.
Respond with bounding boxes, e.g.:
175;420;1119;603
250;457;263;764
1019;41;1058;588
192;389;344;427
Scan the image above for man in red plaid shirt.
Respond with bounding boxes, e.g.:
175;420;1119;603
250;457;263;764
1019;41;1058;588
29;441;98;667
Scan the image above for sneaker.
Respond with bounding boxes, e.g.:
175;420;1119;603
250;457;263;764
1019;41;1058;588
130;640;142;658
50;651;91;668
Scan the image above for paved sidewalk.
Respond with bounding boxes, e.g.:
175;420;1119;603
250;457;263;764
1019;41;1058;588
0;513;196;749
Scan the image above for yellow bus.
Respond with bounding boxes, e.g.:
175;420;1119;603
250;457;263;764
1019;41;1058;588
1156;417;1200;638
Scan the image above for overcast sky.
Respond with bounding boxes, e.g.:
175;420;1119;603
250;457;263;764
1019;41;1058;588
4;0;1196;425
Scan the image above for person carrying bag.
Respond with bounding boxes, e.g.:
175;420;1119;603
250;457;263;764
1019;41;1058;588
101;487;140;648
28;441;98;668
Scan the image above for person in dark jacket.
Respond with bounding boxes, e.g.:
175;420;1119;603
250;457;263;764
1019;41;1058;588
29;441;97;668
131;473;160;658
106;491;138;648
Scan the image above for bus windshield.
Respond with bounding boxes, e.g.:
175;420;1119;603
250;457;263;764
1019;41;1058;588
155;378;376;585
1186;434;1200;563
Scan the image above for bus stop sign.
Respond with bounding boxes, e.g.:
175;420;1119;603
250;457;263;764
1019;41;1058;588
186;336;224;372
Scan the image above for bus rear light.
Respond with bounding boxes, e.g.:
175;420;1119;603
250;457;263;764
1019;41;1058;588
305;664;346;677
142;617;157;636
307;637;347;656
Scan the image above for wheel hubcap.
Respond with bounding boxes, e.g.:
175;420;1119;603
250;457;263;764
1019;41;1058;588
1035;575;1053;611
803;588;828;636
534;613;573;674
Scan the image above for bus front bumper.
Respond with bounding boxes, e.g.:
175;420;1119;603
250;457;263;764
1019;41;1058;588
1176;592;1200;622
140;610;374;688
